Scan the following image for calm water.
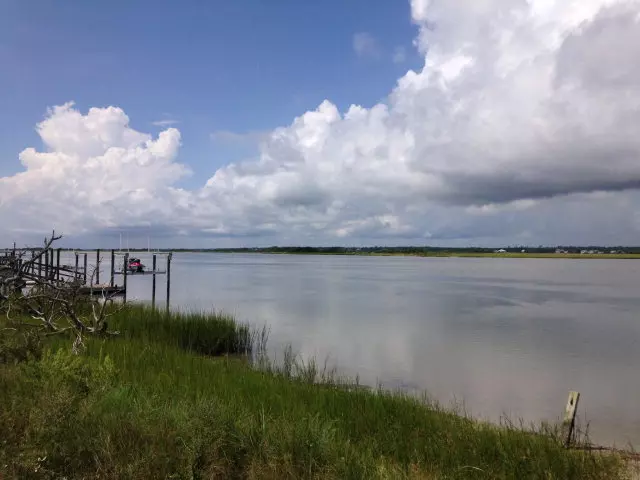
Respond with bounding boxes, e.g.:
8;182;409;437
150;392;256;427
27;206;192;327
101;253;640;447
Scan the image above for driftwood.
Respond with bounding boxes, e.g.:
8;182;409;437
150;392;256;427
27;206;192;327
0;231;120;353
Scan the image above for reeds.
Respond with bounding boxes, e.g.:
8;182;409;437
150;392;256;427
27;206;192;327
0;306;627;479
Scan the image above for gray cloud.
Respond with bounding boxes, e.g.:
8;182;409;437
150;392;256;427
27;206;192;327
3;1;640;246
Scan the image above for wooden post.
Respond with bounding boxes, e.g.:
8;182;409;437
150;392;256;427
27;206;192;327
110;249;115;287
152;254;157;310
83;253;87;285
166;253;172;311
56;248;61;281
123;253;129;303
44;249;49;279
31;250;35;274
75;253;79;280
562;391;580;447
96;249;101;285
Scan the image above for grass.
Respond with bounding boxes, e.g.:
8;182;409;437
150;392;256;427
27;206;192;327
0;304;628;479
106;305;255;357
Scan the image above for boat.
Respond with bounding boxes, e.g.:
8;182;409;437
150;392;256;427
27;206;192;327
127;257;145;273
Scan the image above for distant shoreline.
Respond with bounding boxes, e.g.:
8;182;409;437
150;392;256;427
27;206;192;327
53;247;640;259
179;250;640;259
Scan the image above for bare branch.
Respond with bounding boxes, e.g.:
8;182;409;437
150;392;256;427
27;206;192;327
1;233;120;351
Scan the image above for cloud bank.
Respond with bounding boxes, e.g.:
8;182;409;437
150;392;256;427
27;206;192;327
2;0;640;245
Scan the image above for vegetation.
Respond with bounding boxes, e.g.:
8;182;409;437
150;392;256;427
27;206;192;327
121;246;640;258
0;304;627;479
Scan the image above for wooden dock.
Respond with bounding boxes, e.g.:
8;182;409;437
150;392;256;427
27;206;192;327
77;284;126;296
2;248;173;308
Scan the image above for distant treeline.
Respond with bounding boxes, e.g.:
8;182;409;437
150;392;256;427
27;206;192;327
43;245;640;254
161;245;640;254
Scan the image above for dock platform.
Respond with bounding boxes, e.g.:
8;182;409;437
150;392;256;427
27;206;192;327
78;284;126;296
3;247;173;308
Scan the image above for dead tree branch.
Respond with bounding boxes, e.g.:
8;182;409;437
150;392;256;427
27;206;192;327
0;232;120;350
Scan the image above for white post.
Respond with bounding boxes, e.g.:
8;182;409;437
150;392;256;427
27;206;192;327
562;391;580;447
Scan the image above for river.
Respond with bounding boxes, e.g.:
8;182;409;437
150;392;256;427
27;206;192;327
106;252;640;447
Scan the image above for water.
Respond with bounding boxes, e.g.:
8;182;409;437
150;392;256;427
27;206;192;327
98;252;640;447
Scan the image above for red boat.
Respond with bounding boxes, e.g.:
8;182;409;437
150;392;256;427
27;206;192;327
127;258;145;273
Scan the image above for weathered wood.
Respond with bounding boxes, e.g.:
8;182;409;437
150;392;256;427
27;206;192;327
96;249;101;284
110;249;115;287
166;252;172;311
123;253;129;303
83;253;88;285
77;284;125;296
152;254;157;309
44;249;49;279
562;391;580;447
56;248;61;281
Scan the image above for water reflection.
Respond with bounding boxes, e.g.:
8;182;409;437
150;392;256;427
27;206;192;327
69;252;640;447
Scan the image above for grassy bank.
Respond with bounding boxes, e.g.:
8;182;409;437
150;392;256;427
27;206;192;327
0;305;626;479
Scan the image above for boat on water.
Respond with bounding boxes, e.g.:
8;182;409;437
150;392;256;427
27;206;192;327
126;257;145;273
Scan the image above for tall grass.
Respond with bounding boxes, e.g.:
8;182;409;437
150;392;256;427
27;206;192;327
108;303;254;356
0;306;628;479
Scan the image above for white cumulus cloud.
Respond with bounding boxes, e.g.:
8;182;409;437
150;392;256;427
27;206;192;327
0;102;191;236
3;0;640;246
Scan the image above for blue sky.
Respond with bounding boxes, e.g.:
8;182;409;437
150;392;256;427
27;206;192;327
0;0;419;187
2;0;640;247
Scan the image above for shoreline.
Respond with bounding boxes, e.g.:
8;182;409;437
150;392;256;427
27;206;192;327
0;304;627;478
182;250;640;259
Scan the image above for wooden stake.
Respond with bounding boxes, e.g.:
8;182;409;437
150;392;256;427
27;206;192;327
123;253;129;303
166;252;172;311
96;249;101;285
562;391;580;447
152;254;157;310
56;248;61;281
110;249;115;287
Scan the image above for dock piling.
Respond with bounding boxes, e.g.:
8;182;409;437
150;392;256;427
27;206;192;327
83;253;87;285
152;254;157;309
96;249;100;285
44;249;49;280
110;250;115;287
56;248;61;282
123;253;129;303
166;253;172;311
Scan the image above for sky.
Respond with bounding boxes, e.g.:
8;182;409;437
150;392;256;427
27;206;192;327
1;0;640;248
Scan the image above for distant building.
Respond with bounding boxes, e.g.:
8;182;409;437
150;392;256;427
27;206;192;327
495;249;507;253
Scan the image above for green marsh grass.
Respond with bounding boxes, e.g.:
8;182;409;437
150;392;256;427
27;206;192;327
0;304;627;479
106;304;255;356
